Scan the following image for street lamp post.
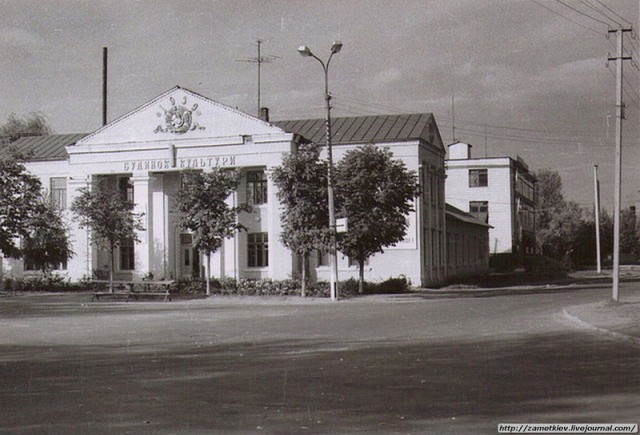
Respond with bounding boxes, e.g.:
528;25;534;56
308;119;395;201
297;41;342;301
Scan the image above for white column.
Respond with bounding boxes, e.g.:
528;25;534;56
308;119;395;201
132;174;152;279
222;190;240;280
266;169;292;279
150;174;167;279
66;176;93;280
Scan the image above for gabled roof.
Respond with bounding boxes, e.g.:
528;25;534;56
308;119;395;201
274;113;443;150
445;203;492;228
9;133;88;161
74;86;283;146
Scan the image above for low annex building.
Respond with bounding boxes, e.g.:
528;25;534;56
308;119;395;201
2;86;489;287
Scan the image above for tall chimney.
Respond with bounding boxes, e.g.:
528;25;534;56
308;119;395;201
259;107;269;122
102;47;108;126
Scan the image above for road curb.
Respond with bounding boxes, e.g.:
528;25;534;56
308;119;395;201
562;309;640;346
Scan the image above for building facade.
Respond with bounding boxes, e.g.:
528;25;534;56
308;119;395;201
445;141;536;256
2;87;490;287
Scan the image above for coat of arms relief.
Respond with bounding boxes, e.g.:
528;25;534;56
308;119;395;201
154;96;206;134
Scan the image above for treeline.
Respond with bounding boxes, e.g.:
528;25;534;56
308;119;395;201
535;168;638;268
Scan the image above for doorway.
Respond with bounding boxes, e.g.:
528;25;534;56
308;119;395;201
179;233;200;278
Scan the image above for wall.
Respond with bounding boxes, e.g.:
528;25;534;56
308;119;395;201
445;158;514;254
445;216;490;279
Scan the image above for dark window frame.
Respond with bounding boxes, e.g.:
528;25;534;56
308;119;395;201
469;200;489;223
247;233;269;268
119;238;135;271
50;177;67;211
469;169;488;187
246;170;268;205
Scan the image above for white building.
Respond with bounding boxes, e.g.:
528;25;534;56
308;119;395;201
2;87;490;287
445;141;536;257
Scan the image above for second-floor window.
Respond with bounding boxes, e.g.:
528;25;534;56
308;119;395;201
50;177;67;211
246;170;267;205
118;177;134;209
469;169;488;187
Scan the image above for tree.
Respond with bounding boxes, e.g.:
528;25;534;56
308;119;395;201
335;144;417;294
620;206;638;256
21;195;73;274
0;152;43;258
536;200;585;267
0;112;53;145
71;179;144;292
272;143;330;296
535;168;565;233
534;168;590;267
0;112;56;258
176;169;251;295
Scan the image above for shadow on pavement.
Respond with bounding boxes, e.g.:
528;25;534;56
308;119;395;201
1;330;638;433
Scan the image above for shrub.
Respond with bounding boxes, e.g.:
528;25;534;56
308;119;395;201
1;274;83;292
335;276;411;295
0;274;410;297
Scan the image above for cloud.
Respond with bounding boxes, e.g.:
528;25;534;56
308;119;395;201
0;27;45;49
370;68;404;88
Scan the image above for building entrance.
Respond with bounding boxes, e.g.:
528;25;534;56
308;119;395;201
179;233;200;278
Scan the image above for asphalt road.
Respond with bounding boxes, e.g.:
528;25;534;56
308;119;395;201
0;283;638;434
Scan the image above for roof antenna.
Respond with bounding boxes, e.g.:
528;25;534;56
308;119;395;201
237;39;280;117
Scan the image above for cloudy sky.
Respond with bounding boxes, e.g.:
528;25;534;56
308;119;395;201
1;0;638;210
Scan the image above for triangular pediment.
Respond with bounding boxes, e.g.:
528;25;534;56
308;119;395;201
75;86;285;146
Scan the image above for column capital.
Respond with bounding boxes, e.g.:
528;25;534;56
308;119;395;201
131;173;153;183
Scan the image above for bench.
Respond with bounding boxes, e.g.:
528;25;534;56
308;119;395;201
91;280;174;302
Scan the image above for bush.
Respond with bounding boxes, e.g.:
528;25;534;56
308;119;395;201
333;276;410;295
171;276;410;298
0;274;411;297
1;274;84;292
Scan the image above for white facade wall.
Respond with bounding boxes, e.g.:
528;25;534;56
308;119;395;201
2;88;490;289
446;156;515;254
310;140;442;287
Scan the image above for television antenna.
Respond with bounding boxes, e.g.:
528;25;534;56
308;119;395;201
237;39;280;117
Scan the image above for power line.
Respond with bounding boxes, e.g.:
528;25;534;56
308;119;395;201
579;0;621;27
594;0;633;27
333;92;618;138
530;0;602;35
555;0;613;28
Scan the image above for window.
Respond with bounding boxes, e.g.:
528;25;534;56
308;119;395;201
469;169;488;187
50;177;67;211
247;233;268;267
118;177;134;209
469;201;489;223
119;238;135;270
246;170;267;205
24;256;67;272
317;250;329;267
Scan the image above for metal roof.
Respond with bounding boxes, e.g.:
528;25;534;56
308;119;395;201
274;113;441;146
10;133;88;161
445;204;492;228
11;114;442;162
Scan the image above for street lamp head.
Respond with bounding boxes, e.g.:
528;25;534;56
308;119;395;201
297;45;313;57
331;41;343;54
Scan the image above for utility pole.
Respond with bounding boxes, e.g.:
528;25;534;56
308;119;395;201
237;40;280;117
608;27;632;302
593;164;601;274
